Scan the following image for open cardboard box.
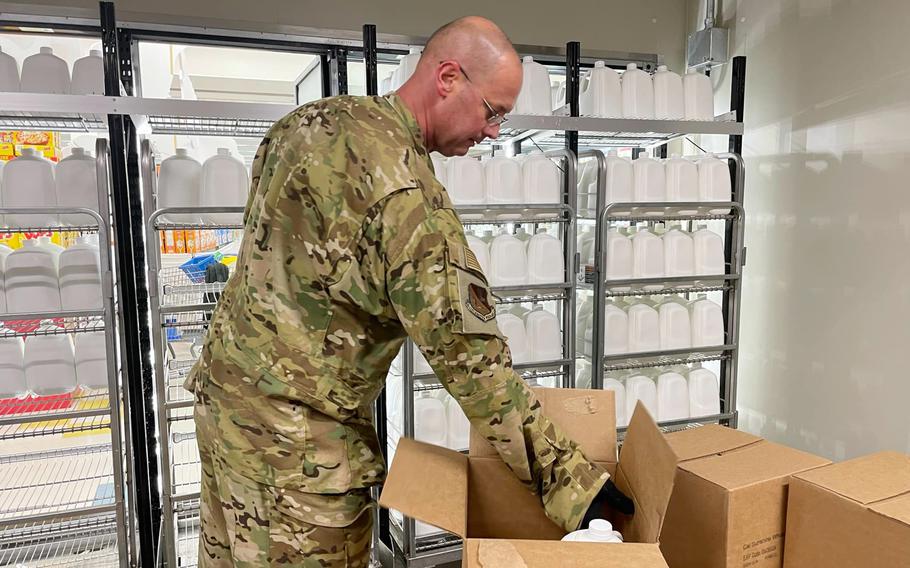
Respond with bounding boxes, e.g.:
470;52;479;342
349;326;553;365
380;388;678;567
783;451;910;567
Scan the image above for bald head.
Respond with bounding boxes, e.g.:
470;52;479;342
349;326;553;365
397;16;522;156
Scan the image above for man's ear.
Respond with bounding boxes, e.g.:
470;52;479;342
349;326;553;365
436;60;460;98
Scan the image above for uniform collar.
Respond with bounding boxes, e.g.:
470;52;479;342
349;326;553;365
384;93;428;156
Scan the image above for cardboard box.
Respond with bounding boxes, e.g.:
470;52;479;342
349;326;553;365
783;451;910;568
380;389;679;567
659;425;831;568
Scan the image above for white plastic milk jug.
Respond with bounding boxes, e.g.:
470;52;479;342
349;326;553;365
693;225;725;275
621;63;654;119
20;47;70;94
659;297;692;350
688;364;720;417
25;335;77;396
158;149;203;224
3;147;57;227
631;226;664;284
391;47;422;89
514;56;553;116
414;394;447;447
633;155;666;203
488;232;528;287
575;359;593;390
627;302;660;353
0;337;26;399
657;371;690;421
74;331;108;389
464;233;491;276
653;65;684;119
578;225;595;267
497;313;530;365
602;377;627;427
56;147;101;225
684;69;714;121
484;156;522;205
690;295;725;347
201;148;249;224
664;154;699;212
524;306;562;363
562;519;624;543
430;153;447;186
4;238;61;313
604;151;634;208
0;47;20;92
625;374;658;419
580;61;622;118
603;300;629;356
698;154;732;213
576;295;594;356
605;228;633;288
0;243;12;312
59;235;102;310
445;395;471;451
446;156;486;205
521;152;561;205
526;229;563;284
663;223;695;278
71;50;104;95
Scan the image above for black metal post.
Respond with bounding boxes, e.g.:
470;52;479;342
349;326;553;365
328;47;349;96
363;25;378;96
100;2;157;566
723;55;746;428
565;41;580;158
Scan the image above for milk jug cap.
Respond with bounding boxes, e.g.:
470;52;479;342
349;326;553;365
697;293;708;300
22;238;39;248
21;147;40;157
588;519;617;538
626;63;637;71
76;235;94;245
70;147;85;157
40;46;54;55
657;65;668;72
594;61;605;68
37;236;53;246
175;148;189;157
696;223;708;230
217;148;231;156
89;49;101;58
523;56;534;64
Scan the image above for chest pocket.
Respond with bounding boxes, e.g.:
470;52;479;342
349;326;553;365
444;237;503;338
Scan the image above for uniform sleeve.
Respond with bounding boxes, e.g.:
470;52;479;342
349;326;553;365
382;195;609;532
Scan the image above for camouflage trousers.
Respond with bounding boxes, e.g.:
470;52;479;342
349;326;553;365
197;439;374;567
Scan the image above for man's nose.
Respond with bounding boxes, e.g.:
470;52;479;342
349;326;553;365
482;122;501;140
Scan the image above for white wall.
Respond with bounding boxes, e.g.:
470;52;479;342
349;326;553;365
3;0;688;69
686;0;910;459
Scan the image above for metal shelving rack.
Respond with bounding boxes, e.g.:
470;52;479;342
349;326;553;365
0;141;129;567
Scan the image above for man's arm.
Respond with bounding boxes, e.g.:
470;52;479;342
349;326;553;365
381;193;609;532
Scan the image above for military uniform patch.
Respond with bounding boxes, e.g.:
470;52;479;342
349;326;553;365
466;282;496;322
464;247;484;274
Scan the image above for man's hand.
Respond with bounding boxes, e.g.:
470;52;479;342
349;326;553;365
579;479;635;530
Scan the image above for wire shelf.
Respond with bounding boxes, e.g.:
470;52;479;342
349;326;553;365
603;203;737;222
0;388;110;424
158;266;232;309
154;220;245;231
170;416;201;497
0;314;105;338
603;351;731;373
166;359;197;405
617;412;736;438
0;512;119;567
0;223;101;234
175;502;201;568
0;112;108;133
147;115;276;138
0;444;114;522
413;364;569;392
0;414;111;442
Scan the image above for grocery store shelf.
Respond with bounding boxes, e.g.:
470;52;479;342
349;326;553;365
603;349;732;373
0;414;111;442
412;360;570;392
494;111;742;149
456;203;572;225
0;389;110;426
0;444;114;523
0;313;106;338
617;412;736;437
583;274;739;296
601;201;741;222
0;512;119;567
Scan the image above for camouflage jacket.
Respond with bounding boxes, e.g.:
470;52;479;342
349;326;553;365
186;94;608;532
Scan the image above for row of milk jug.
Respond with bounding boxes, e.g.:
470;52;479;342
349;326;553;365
576;152;731;214
0;147;101;227
466;228;564;286
601;364;721;427
575;293;725;356
580;62;714;120
0;46;104;95
434;152;561;209
578;223;725;283
381;48;422;94
0;332;108;398
157;148;249;225
0;235;102;314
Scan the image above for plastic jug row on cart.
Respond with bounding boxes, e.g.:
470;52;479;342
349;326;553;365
600;364;720;426
0;333;108;398
0;147;102;227
580;62;713;120
380;48;423;94
434;152;562;210
157;148;250;224
578;223;725;285
467;228;564;287
578;294;724;357
576;152;731;215
0;46;104;95
0;235;102;314
413;390;471;452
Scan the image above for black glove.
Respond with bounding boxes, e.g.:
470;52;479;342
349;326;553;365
579;479;635;530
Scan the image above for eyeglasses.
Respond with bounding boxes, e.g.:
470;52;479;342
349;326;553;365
456;64;509;126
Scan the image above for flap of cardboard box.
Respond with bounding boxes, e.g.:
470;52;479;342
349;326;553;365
869;492;910;527
469;388;617;463
664;423;761;462
793;451;910;505
462;539;669;567
612;402;678;544
378;437;469;537
678;438;830;490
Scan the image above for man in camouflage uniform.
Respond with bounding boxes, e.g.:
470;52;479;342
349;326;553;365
186;16;631;567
